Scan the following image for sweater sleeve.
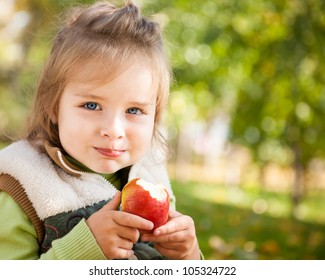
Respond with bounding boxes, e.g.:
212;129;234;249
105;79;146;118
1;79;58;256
0;191;106;260
40;219;106;260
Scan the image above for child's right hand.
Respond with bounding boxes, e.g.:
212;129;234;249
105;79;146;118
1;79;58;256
86;192;154;259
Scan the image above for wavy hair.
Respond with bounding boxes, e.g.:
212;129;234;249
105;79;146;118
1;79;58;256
25;1;171;150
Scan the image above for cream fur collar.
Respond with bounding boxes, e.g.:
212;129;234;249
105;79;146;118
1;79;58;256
0;140;172;219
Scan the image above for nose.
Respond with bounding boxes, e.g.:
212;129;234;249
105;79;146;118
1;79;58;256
100;115;125;140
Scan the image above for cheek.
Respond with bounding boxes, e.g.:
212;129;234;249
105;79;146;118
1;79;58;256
129;122;155;147
57;111;85;144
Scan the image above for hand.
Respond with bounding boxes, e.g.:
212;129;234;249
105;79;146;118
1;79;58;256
140;210;201;260
86;192;154;259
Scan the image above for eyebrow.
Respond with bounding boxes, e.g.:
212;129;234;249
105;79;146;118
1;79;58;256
129;101;155;107
73;92;105;101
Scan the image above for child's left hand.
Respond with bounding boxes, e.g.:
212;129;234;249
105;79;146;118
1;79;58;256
140;210;201;260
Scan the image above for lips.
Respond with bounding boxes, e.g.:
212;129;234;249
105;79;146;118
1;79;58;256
95;147;126;158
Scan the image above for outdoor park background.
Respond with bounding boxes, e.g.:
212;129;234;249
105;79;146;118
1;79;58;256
1;0;325;259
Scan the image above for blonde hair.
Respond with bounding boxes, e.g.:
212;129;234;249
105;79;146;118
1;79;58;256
25;1;171;148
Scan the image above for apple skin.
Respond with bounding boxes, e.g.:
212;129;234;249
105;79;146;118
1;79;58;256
121;178;170;229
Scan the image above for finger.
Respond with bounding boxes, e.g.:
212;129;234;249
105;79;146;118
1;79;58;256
141;230;185;243
154;241;182;250
109;248;135;260
118;227;140;243
117;239;135;251
139;229;152;235
101;235;135;259
153;215;193;236
169;210;183;219
102;192;121;211
153;243;185;260
122;249;135;260
113;211;154;231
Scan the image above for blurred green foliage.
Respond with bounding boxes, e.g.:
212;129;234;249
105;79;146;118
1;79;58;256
173;180;325;259
146;0;325;207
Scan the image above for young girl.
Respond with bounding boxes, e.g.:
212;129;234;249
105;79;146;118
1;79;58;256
0;1;201;260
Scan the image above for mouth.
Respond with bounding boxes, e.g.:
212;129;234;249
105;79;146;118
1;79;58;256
95;147;126;158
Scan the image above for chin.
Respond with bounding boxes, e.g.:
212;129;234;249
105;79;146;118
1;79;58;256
96;162;128;174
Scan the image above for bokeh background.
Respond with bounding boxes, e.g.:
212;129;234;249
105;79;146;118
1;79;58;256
1;0;325;259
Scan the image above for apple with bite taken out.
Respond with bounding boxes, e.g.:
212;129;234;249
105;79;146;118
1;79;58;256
121;178;170;229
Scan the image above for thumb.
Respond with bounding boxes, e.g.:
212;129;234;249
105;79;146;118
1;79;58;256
102;191;121;211
169;209;182;219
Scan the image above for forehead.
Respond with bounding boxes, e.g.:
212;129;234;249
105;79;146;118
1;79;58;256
67;55;155;85
67;59;118;85
64;59;156;100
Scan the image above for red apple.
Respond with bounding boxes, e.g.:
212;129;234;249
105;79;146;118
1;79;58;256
121;178;170;229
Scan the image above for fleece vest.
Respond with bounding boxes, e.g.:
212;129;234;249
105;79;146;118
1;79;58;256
0;140;172;259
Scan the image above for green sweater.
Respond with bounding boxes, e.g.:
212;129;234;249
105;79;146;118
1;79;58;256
0;191;106;259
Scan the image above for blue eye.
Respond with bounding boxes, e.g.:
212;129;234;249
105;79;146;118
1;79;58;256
127;107;143;115
84;102;99;110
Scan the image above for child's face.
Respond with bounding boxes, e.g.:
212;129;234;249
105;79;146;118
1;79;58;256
54;61;156;174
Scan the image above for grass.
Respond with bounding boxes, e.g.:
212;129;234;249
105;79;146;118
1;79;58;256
171;179;325;260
